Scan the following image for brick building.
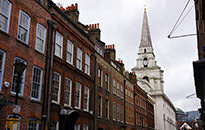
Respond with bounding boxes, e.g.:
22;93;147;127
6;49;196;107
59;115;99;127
0;0;51;129
129;72;155;130
88;25;114;130
42;1;95;130
134;82;148;130
146;96;155;130
0;0;155;130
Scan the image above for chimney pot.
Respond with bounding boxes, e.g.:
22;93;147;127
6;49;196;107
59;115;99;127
94;24;96;29
60;6;64;11
75;3;78;10
66;6;69;11
89;24;91;30
97;23;99;29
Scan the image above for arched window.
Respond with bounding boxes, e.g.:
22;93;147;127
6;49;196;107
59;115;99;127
143;76;149;82
144;49;146;53
8;114;21;130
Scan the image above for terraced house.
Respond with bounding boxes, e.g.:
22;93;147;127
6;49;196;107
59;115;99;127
0;0;155;130
0;0;51;129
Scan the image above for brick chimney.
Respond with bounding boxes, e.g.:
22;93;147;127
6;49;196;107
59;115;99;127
63;3;79;23
105;44;116;61
129;72;137;84
88;23;101;42
117;59;125;74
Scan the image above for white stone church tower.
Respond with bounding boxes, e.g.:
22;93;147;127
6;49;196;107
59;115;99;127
132;8;176;130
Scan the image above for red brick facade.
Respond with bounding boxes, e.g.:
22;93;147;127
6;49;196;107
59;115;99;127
0;0;51;129
0;0;154;130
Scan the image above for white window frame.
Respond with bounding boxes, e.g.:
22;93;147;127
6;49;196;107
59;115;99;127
64;77;72;107
0;49;6;91
117;104;120;121
74;124;80;130
83;86;89;111
98;68;102;87
105;73;109;91
113;79;116;94
106;99;109;119
98;95;102;117
55;31;63;58
11;57;27;96
121;85;123;99
84;54;90;75
28;118;39;130
117;82;120;96
76;47;82;70
66;40;74;64
113;102;116;120
0;0;11;33
128;90;130;102
35;23;46;53
50;121;59;130
121;105;123;122
30;66;43;101
83;125;88;130
52;72;61;104
17;10;31;44
74;82;81;109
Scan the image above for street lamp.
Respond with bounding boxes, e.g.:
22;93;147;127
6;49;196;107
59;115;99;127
13;62;26;117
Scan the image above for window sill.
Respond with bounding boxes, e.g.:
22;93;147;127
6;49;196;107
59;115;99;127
16;38;29;48
106;118;110;121
98;116;102;119
30;99;42;104
64;104;72;109
74;106;81;110
0;29;10;37
51;100;60;105
10;93;25;99
76;68;83;72
35;49;45;56
83;109;89;113
66;61;74;66
105;89;109;92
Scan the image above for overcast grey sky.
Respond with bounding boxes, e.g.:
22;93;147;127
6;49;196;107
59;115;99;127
53;0;200;112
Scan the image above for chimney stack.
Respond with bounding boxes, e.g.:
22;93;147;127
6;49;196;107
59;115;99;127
105;44;116;61
88;23;101;42
64;3;79;23
129;72;137;84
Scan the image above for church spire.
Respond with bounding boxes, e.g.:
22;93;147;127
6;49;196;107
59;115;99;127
139;8;153;48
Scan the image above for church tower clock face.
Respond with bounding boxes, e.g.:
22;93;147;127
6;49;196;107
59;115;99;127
143;58;148;67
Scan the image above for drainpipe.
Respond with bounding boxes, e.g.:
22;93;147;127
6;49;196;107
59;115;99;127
124;79;126;129
46;19;56;129
93;53;97;130
41;19;52;130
